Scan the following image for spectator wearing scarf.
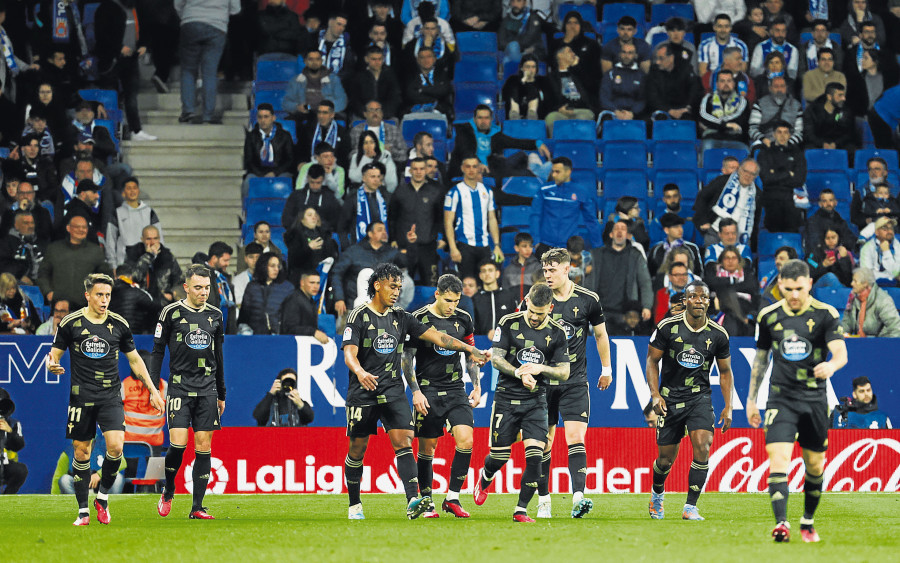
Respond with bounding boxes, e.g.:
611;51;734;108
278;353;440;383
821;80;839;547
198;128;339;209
839;0;887;48
242;103;294;198
842;267;900;337
498;0;545;64
340;161;389;245
699;69;751;153
318;13;355;78
749;18;799;79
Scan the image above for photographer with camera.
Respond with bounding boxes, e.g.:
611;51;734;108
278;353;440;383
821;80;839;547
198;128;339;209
833;376;893;429
252;368;315;427
0;387;27;494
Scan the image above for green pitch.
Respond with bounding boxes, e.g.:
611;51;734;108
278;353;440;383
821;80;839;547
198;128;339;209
2;493;898;562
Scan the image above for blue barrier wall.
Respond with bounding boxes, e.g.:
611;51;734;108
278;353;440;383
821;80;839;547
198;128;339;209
1;335;895;492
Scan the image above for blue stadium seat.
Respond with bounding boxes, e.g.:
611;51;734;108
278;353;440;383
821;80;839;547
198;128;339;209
256;59;297;84
650;3;694;26
885;287;900;310
758;231;803;259
602;3;646;31
812;286;852;312
40;200;54;218
558;3;598;23
601;141;647;169
454;84;499;119
94;119;119;152
503;119;547;141
19;285;46;322
651;169;699;199
78;89;122;124
454;54;499;83
408;286;437;312
599;169;649;199
703;169;724;184
246;198;286;226
500;206;532;228
855;149;899;171
122;441;157;487
276;119;297;143
652;141;697;170
247;177;293;200
652;120;696;142
855;171;900;196
551;140;597;170
402;118;447;144
600;119;646;141
502;176;543;198
254;89;286;110
0;147;9;158
702;147;748;169
456;32;498;53
570;169;599;193
82;3;101;51
806;171;852;201
758;258;776;285
501;231;518;255
806;148;849;171
553;119;596;141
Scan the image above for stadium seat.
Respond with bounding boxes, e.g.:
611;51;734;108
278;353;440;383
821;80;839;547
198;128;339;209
758;258;776;285
78;89;121;123
805;148;849;171
650;3;694;26
19;285;46;322
806;171;852;201
94;119;119;153
456;32;498;53
885;287;900;310
652;120;697;142
275;119;297;143
558;3;598;23
551;140;597;170
758;231;802;259
123;441;163;488
651;169;699;199
601;141;647;169
0;147;9;158
402;118;447;144
408;286;437;312
855;171;900;196
652;141;697;170
855;149;899;171
256;59;297;84
702;147;748;169
254;89;286;110
570;169;599;193
600;120;646;141
503;119;547;141
40;199;54;218
599;169;649;199
500;205;532;229
245;198;285;226
501;231;518;255
812;286;852;312
502;176;543;198
454;84;499;119
454;54;499;83
602;3;646;31
247;177;293;200
553;119;597;141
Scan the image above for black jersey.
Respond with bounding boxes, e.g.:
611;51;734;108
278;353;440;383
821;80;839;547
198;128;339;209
492;311;569;400
53;309;136;404
649;313;731;405
151;300;226;401
342;303;429;406
409;305;475;392
756;298;843;402
549;283;605;386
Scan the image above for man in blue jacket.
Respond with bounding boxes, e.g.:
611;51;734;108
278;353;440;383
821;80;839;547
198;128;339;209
529;157;602;257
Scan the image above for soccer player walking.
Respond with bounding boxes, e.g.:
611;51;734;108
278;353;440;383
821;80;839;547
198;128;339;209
474;284;570;522
403;274;482;518
47;273;165;526
747;260;847;543
646;280;733;521
537;248;612;518
152;265;227;520
342;264;489;520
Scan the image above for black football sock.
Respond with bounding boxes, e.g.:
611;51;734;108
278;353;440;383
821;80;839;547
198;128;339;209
417;452;434;496
652;460;671;494
482;448;509;486
768;472;789;523
537;451;551;496
449;447;472;493
344;455;364;506
73;459;92;512
516;446;543;511
164;444;186;499
394;447;419;501
686;460;709;506
803;471;824;523
97;452;123;501
191;450;211;511
568;443;587;495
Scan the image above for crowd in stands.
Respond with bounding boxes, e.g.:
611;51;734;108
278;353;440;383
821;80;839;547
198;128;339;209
2;0;900;341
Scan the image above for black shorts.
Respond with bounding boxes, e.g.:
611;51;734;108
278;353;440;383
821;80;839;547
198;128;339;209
167;394;221;432
66;399;125;441
656;399;715;446
415;388;474;438
764;397;830;452
547;383;590;426
346;399;415;437
489;395;548;448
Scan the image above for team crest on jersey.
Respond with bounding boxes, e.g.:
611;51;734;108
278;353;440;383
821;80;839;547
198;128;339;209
781;335;812;361
676;348;704;369
558;319;575;340
517;346;545;365
374;333;399;354
82;336;110;359
433;343;456;356
186;329;212;350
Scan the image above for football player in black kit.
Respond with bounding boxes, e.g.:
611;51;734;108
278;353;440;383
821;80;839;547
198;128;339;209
646;280;733;522
474;283;570;523
47;273;165;526
342;263;490;520
747;260;847;544
151;264;226;520
537;248;612;519
403;274;482;518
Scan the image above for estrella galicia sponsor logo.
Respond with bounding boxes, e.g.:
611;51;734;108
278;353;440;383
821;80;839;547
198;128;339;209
374;333;399;354
676;348;704;369
186;329;212;350
781;335;812;361
558;320;575;340
433;343;456;356
82;336;110;359
517;346;545;365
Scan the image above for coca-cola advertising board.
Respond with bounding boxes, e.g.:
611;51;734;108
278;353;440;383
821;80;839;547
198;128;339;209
175;428;900;495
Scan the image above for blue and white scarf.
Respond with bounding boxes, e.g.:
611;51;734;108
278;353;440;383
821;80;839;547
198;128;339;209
415;34;444;59
512;7;531;36
419;68;434;85
712;172;756;244
0;27;18;73
855;42;880;72
805;39;834;71
311;122;338;159
259;128;274;166
319;30;347;73
52;1;88;56
809;0;828;20
356;187;387;242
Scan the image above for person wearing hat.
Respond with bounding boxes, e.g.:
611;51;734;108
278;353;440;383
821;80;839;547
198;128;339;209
0;387;27;494
859;216;900;285
59;179;104;244
757;119;807;233
648;213;703;278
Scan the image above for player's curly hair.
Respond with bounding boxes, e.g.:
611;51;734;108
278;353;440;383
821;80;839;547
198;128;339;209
367;263;402;298
436;274;463;295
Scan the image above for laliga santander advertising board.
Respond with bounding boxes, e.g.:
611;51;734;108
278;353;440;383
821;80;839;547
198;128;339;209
174;428;900;495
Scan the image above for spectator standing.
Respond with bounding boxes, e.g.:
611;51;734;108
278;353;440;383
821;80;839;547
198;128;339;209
255;0;304;57
444;155;503;278
502;232;540;303
105;177;162;269
37;215;112;307
279;271;329;341
388;157;444;285
284;206;339;285
694;159;761;246
529;157;602;252
124;225;181;308
471;258;517;336
233;241;262;307
757;121;807;232
842;268;900;337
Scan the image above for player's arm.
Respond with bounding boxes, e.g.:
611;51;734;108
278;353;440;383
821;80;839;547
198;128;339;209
214;325;226;415
124;349;165;412
745;348;771;428
814;339;848;380
645;344;666;415
593;322;613;390
149;312;171;383
716;356;734;432
344;344;377;391
402;346;429;415
418;326;491;365
465;351;482;407
47;346;66;375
